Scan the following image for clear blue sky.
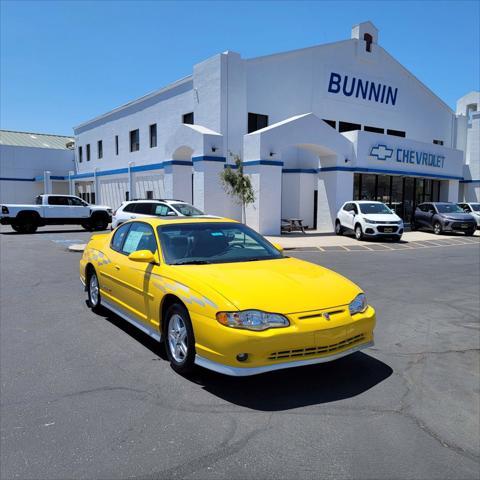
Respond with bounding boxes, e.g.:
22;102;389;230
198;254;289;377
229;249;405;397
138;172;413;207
1;0;479;136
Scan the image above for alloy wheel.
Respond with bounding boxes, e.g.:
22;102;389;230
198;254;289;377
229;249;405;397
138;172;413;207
168;314;188;364
89;273;99;307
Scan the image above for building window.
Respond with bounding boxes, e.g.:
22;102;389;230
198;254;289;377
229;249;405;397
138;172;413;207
364;33;373;52
433;139;444;145
146;190;153;200
364;126;384;134
339;121;361;133
387;129;406;138
78;146;83;163
248;113;269;133
149;124;157;148
115;135;119;155
323;119;336;129
97;140;103;159
86;144;91;161
130;129;140;152
182;112;194;125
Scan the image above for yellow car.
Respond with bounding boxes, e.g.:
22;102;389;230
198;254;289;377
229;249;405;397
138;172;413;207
80;217;375;376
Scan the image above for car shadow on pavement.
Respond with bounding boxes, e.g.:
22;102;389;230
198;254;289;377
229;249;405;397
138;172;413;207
99;307;392;411
191;352;392;410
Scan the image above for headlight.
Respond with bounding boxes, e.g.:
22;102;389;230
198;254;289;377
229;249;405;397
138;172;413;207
363;217;376;224
216;310;289;331
349;293;368;315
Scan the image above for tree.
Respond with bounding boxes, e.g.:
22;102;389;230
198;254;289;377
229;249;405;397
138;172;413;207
219;152;255;223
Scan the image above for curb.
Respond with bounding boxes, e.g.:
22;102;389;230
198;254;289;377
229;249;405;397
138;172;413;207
68;243;86;252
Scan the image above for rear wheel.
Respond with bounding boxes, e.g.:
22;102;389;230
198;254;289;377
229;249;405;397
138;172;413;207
354;224;364;241
433;222;442;235
165;303;195;375
335;220;343;236
11;224;20;233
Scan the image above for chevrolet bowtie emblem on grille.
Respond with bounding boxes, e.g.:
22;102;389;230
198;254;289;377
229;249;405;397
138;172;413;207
323;312;331;321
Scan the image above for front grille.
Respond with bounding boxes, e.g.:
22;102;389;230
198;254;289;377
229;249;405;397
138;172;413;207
452;222;473;229
268;334;365;361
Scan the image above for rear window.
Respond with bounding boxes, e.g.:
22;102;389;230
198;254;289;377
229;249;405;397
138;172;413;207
123;203;136;213
171;203;204;216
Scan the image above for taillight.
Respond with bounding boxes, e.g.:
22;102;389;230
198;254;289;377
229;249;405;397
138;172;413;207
1;206;9;214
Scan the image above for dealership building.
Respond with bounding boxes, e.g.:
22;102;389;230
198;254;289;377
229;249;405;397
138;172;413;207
2;21;479;234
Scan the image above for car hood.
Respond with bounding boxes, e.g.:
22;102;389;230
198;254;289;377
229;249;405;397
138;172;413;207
168;257;362;314
363;213;402;222
91;205;112;211
440;213;475;221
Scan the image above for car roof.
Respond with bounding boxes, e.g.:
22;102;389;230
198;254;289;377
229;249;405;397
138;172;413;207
352;200;383;204
124;199;186;204
123;216;237;227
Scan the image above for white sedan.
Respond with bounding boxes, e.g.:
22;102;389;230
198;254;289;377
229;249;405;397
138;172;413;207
335;200;404;241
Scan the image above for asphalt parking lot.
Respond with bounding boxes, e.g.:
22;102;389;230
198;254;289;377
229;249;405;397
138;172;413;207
1;226;479;480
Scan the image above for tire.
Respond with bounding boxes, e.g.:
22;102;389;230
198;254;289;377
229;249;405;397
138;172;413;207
164;303;196;375
11;224;20;233
87;268;102;312
15;214;38;233
466;229;475;237
410;222;417;231
354;224;364;241
89;214;109;231
433;222;442;235
392;235;402;242
335;220;343;236
81;223;93;231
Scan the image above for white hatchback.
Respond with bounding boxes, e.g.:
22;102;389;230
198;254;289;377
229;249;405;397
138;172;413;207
335;201;404;241
112;199;206;229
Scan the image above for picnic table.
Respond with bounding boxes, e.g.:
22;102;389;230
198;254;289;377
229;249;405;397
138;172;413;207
281;218;306;234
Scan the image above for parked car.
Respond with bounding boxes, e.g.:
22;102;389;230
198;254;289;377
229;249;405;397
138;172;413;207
0;194;112;233
335;200;404;241
111;199;207;229
412;202;476;235
80;217;376;376
458;202;480;229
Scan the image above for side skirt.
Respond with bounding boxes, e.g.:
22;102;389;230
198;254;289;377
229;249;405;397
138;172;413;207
102;298;162;342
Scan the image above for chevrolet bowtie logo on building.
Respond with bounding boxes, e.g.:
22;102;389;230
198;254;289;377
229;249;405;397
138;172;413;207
370;144;394;161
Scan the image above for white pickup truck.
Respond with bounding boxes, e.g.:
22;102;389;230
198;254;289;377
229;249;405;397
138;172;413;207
0;194;112;233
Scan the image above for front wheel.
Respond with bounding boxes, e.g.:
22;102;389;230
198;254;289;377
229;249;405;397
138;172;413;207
165;304;195;375
433;222;442;235
355;224;364;241
466;229;475;237
87;269;102;312
90;215;109;231
335;220;343;236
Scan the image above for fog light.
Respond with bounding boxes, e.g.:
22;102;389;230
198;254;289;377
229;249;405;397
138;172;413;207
236;353;248;362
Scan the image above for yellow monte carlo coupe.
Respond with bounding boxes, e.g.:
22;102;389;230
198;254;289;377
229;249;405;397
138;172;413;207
80;217;376;376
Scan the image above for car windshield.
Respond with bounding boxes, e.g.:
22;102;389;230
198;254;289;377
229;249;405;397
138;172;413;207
436;204;463;214
171;203;204;216
470;204;480;212
157;222;283;265
359;203;392;214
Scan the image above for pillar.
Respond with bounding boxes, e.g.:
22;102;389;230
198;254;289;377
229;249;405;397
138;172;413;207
163;162;193;203
193;157;228;216
43;171;52;194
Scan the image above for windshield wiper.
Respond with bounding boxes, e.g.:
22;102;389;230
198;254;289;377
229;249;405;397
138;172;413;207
171;260;211;265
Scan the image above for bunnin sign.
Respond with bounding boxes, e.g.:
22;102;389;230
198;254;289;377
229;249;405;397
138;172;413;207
327;71;398;106
369;144;446;169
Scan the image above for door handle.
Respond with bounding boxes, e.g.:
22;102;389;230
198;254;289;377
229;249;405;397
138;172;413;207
130;215;136;219
114;264;120;270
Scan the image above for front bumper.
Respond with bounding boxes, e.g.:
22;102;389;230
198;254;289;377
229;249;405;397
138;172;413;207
191;305;376;376
364;224;403;236
442;221;476;232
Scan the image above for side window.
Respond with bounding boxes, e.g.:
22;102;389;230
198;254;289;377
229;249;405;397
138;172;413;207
35;196;42;205
153;204;174;216
123;203;135;213
68;197;85;206
48;196;69;205
426;204;435;213
111;223;131;252
133;203;153;215
418;204;427;212
121;223;157;254
352;204;359;214
343;203;352;212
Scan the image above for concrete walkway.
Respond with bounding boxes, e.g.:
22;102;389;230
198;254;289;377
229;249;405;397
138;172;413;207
266;229;480;249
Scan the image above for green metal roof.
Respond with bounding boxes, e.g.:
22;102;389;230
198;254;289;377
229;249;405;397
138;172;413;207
0;130;74;150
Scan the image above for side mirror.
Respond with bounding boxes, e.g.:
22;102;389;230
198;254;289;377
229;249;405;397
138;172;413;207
271;242;284;253
128;250;155;263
